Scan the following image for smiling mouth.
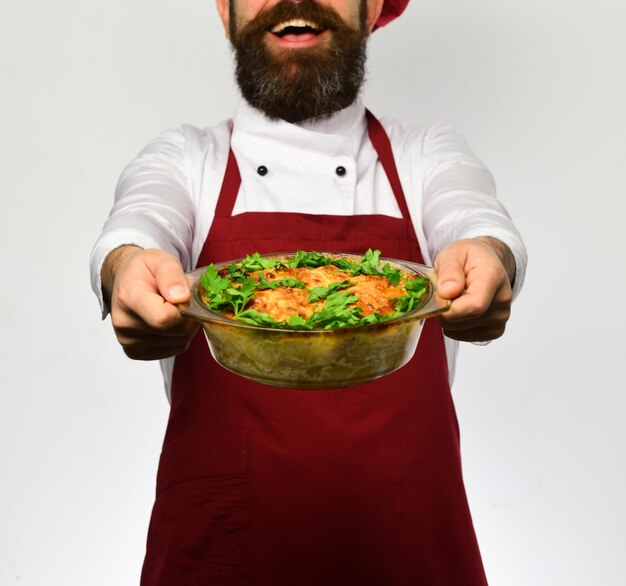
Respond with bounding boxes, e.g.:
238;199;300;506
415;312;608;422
270;19;325;38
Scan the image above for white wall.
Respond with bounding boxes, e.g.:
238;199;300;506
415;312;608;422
1;0;624;584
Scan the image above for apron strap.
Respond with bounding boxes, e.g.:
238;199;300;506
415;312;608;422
213;143;243;218
364;109;412;222
214;110;412;220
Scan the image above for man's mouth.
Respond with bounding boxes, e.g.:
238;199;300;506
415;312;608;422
270;19;323;36
269;19;326;44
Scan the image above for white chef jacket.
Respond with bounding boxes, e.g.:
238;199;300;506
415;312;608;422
90;98;527;398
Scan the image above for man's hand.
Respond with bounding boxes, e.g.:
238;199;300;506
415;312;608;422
434;237;516;342
101;246;199;360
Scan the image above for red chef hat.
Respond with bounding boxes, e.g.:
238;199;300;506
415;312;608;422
374;0;410;30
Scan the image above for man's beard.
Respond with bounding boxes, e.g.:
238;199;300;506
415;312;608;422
230;0;369;124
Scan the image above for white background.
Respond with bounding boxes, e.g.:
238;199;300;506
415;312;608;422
1;0;625;584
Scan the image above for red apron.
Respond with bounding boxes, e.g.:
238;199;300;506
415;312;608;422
140;112;487;585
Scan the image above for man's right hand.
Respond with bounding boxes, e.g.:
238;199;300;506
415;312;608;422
101;246;199;360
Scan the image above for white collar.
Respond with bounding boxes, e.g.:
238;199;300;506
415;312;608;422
232;98;368;159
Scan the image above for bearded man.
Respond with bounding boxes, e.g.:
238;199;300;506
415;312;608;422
91;1;527;584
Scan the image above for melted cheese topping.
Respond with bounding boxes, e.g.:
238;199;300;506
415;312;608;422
245;266;406;322
259;265;352;288
250;288;314;322
348;275;406;315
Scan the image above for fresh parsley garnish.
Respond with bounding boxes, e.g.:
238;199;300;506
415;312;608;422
257;277;306;290
199;250;429;330
304;292;363;329
393;277;428;314
200;266;256;316
307;280;353;303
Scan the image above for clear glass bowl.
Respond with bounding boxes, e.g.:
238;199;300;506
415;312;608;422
179;252;449;390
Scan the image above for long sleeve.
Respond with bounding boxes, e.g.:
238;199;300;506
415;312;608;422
420;123;527;297
89;128;196;316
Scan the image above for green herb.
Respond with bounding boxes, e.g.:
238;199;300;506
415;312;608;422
226;278;257;314
240;252;281;271
359;312;399;325
199;250;429;330
199;265;230;304
393;277;428;314
288;315;308;328
307;280;353;303
228;253;284;282
257;277;306;290
358;248;381;274
380;263;401;286
304;291;363;330
235;309;281;327
288;250;338;269
357;249;402;285
200;265;257;316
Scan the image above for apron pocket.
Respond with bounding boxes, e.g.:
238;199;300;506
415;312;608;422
143;430;249;585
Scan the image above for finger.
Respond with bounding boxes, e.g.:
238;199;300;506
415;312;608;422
435;252;467;300
113;256;191;331
444;262;509;322
441;308;510;332
151;255;191;305
114;290;187;332
116;322;199;360
123;341;195;361
443;287;496;322
441;323;507;342
114;324;199;349
112;305;197;336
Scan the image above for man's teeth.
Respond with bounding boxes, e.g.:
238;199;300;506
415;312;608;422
271;19;320;34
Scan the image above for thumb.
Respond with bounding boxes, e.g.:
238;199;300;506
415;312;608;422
435;252;466;300
151;255;191;304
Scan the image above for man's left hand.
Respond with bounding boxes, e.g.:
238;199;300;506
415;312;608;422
434;237;516;342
